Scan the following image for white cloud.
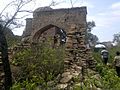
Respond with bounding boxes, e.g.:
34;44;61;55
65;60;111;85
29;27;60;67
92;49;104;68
89;3;120;29
94;13;120;28
88;15;110;28
97;13;107;16
111;10;120;16
87;7;120;41
111;2;120;9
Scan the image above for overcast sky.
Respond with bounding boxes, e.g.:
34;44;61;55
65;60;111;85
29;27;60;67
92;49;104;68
0;0;120;42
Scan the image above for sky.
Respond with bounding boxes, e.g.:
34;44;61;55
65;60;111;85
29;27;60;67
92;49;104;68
0;0;120;42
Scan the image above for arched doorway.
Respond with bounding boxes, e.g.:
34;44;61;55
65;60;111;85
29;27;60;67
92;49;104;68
32;24;67;48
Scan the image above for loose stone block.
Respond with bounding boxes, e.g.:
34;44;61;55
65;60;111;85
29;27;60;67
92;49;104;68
60;74;72;83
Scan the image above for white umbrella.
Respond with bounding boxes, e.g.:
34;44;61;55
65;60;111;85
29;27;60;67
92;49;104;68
95;44;106;48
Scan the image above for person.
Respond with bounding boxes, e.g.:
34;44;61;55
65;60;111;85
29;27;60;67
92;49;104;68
101;47;109;65
113;51;120;77
59;29;66;45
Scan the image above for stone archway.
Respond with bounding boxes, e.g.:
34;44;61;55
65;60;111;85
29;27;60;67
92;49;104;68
32;24;67;47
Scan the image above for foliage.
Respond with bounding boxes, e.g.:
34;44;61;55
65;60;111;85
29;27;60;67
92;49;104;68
93;46;120;90
86;21;99;47
10;80;36;90
73;46;120;90
92;50;102;63
113;32;120;46
87;33;99;47
73;70;102;90
3;27;21;47
87;21;96;32
11;41;65;89
7;35;21;47
12;48;31;66
96;63;120;90
108;46;120;63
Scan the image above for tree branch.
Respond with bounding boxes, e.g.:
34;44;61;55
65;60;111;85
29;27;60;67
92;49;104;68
19;10;33;13
70;0;73;7
2;0;33;30
0;1;15;16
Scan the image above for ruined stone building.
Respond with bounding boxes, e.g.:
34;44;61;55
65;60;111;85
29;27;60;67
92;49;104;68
22;6;95;89
22;6;87;44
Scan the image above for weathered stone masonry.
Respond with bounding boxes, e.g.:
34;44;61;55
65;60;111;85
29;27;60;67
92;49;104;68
22;7;95;89
23;7;87;42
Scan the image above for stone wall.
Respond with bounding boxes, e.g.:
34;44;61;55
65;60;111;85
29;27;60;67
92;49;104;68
32;7;87;42
22;7;96;89
22;7;87;42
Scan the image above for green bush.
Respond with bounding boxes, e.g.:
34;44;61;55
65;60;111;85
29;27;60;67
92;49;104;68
10;80;36;90
12;49;32;66
98;64;120;90
93;46;120;90
11;40;65;89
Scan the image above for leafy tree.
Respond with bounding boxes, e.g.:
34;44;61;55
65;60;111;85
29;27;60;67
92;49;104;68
2;25;21;47
87;21;96;32
113;33;120;46
86;21;99;47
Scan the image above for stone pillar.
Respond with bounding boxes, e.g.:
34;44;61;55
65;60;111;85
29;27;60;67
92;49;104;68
66;24;88;70
56;24;88;89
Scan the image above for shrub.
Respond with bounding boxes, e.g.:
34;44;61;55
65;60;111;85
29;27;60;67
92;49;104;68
93;46;120;90
11;40;65;89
